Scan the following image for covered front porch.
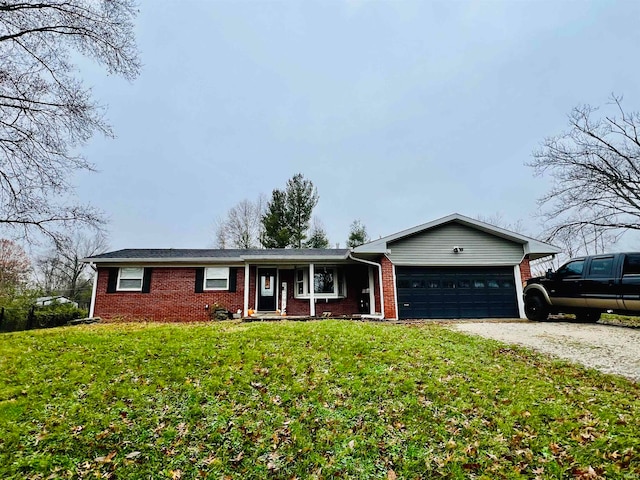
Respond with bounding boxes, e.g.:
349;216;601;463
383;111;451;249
242;260;382;319
242;312;370;322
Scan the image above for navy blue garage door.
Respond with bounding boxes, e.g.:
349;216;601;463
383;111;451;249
396;267;519;319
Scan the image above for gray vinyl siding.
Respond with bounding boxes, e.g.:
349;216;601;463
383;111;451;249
388;223;525;266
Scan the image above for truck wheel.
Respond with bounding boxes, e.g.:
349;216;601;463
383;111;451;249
524;295;549;321
575;310;601;323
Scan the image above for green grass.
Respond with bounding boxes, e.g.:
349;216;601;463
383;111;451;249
1;320;639;479
600;313;640;328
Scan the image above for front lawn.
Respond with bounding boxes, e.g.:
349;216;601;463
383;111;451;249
1;320;639;479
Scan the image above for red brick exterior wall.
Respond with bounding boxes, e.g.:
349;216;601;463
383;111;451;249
94;267;244;322
380;255;397;319
94;264;372;321
519;256;531;285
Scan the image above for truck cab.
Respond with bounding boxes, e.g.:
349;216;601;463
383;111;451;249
523;252;640;322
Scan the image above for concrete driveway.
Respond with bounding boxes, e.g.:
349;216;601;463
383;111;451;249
448;320;640;382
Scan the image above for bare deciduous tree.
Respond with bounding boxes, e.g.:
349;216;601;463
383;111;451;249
36;231;108;305
212;216;228;249
214;196;266;249
475;213;527;236
530;225;621;276
528;95;640;241
0;1;140;244
473;213;619;276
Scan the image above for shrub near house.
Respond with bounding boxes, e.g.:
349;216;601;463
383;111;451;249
0;297;87;332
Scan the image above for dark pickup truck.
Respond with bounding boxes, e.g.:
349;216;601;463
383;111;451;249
523;252;640;322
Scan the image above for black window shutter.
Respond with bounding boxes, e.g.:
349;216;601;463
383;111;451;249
195;268;204;293
142;268;152;293
106;268;118;293
229;267;238;292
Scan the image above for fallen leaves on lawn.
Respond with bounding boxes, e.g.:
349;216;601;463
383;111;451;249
94;451;116;463
250;381;267;393
571;465;603;479
125;451;141;460
4;321;640;480
230;451;244;463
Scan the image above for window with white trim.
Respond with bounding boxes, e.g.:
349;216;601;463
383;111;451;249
204;267;230;290
117;267;144;291
296;269;305;296
294;266;346;299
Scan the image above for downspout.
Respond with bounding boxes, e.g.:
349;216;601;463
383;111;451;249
388;254;399;321
89;263;98;318
309;263;316;316
347;252;385;319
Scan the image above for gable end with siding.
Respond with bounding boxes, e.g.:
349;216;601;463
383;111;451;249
388;222;525;266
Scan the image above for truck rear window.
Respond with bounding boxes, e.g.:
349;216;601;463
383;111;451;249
588;257;614;277
623;254;640;275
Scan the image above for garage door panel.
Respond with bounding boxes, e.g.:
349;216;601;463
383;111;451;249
397;267;518;319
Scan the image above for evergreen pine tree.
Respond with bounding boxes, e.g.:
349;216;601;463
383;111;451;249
260;174;319;248
286;174;319;248
347;220;369;248
260;189;290;248
305;219;330;248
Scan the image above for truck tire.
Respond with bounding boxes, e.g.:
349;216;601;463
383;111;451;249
574;310;601;323
524;294;549;321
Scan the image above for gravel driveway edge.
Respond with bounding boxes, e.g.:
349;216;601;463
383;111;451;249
448;320;640;382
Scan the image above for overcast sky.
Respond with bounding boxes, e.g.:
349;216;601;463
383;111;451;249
75;0;640;250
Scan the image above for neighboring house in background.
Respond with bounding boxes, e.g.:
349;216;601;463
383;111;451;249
83;213;560;321
35;296;79;308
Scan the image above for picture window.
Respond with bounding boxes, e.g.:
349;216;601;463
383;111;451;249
294;267;346;298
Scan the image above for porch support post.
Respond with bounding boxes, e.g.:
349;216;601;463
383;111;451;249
309;263;316;316
368;267;375;315
243;263;250;316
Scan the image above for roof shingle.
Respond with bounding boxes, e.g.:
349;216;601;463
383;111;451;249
84;248;351;263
